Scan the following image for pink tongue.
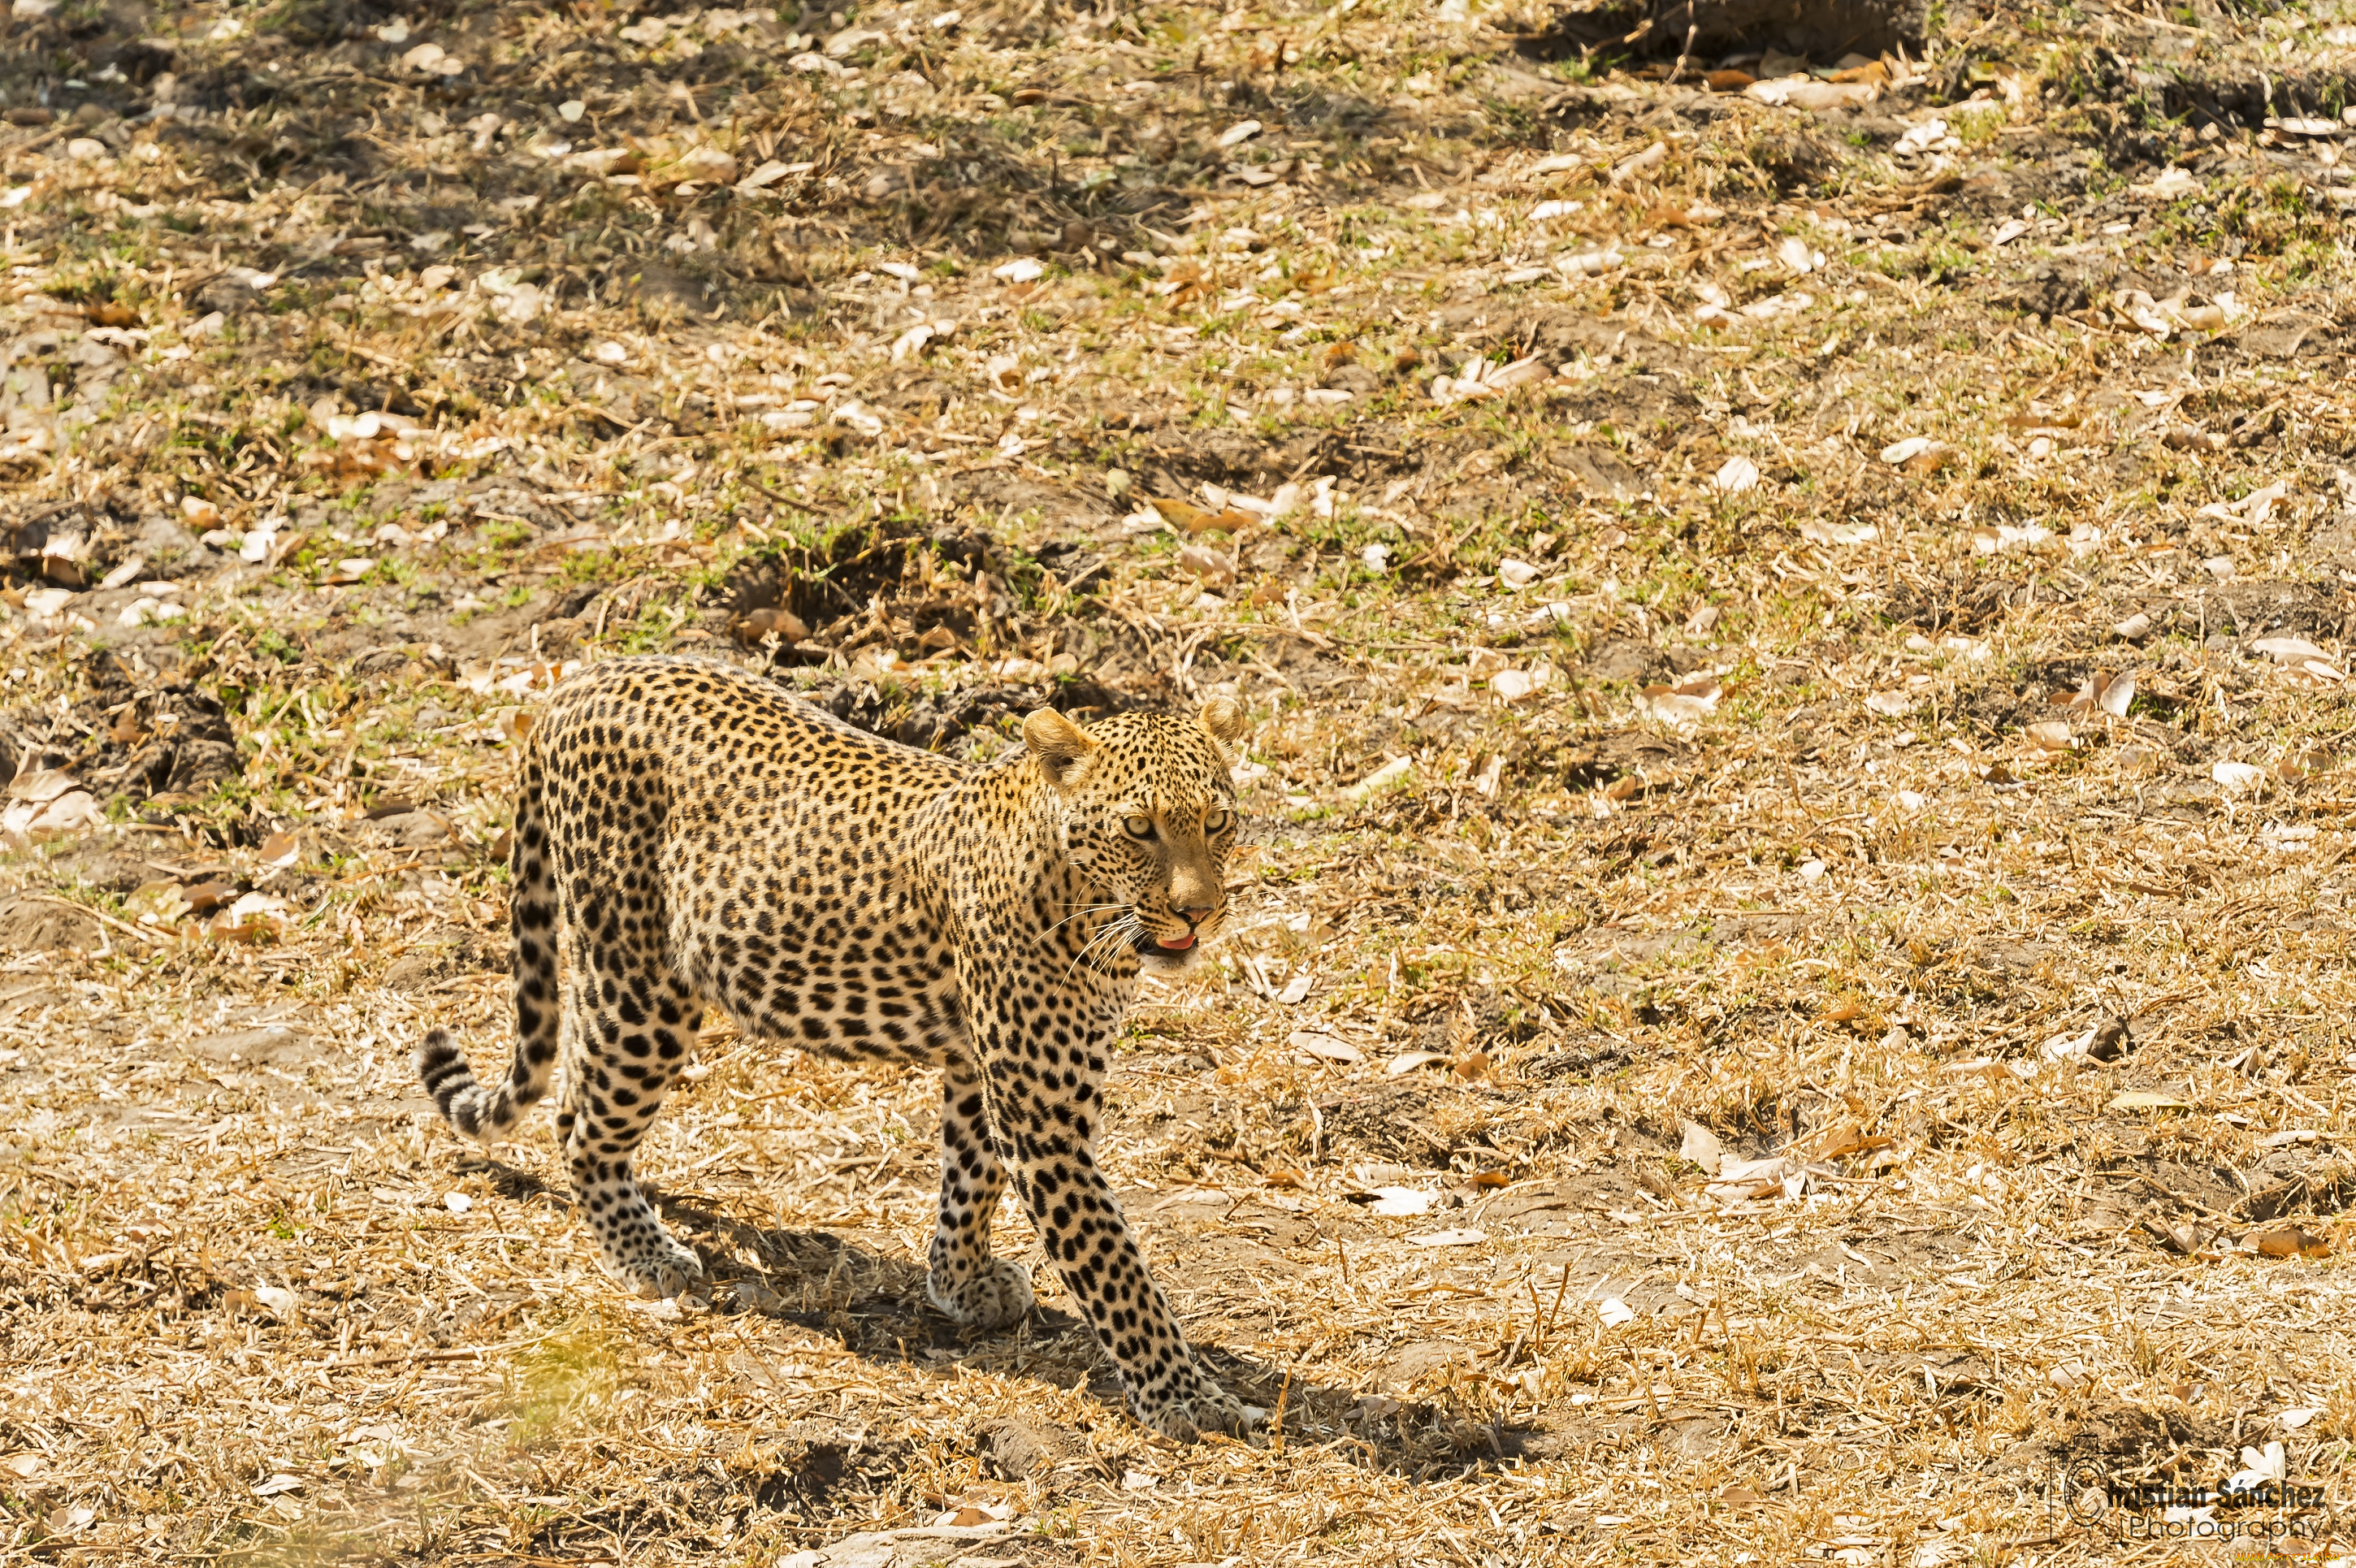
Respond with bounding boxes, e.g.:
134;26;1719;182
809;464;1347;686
1158;934;1197;951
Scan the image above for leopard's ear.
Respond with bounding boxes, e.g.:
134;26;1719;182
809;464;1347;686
1198;696;1246;743
1023;707;1096;785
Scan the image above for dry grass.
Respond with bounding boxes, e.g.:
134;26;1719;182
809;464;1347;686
2;0;2356;1562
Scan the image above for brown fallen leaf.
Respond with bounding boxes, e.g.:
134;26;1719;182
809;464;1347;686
1262;1167;1305;1188
2251;1228;2330;1258
1148;496;1256;535
1645;203;1714;229
1716;1484;1762;1509
179;881;233;915
1469;1170;1509;1189
1815;1124;1894;1161
733;605;810;646
2025;720;2076;752
1704;69;1756;91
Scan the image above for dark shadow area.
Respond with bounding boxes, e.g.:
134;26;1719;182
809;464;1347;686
635;1189;1549;1483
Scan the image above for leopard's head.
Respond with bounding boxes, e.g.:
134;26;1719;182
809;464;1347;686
1024;698;1246;972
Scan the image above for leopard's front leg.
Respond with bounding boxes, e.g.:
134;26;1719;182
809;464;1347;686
986;1051;1255;1440
925;1057;1034;1330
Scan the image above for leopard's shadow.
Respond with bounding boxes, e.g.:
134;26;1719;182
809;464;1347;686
468;1157;1527;1477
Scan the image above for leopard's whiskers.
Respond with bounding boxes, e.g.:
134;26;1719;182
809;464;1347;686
1045;901;1132;938
1066;918;1129;981
1091;912;1148;976
1064;907;1146;981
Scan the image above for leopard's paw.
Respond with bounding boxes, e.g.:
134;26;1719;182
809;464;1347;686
1130;1371;1262;1442
926;1258;1035;1331
599;1234;705;1301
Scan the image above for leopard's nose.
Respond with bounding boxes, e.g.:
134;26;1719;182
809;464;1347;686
1179;906;1216;929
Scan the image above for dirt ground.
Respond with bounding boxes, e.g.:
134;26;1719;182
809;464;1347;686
4;0;2356;1563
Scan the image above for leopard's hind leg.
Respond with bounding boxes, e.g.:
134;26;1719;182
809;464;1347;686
554;911;708;1298
416;740;562;1138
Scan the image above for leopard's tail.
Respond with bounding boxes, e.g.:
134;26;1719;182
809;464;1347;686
418;738;561;1141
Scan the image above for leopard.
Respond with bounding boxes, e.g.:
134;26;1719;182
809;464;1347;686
415;656;1257;1440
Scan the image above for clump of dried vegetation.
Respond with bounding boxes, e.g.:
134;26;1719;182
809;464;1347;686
2;0;2355;1561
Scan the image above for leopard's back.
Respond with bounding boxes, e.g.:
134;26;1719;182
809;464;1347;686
534;656;969;1061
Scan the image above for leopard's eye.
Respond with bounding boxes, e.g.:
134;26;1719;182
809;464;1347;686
1123;814;1155;840
1204;808;1233;835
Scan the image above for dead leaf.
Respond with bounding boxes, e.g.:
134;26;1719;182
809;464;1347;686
1176;544;1237;587
1386;1050;1449;1076
126;881;191;925
2025;720;2076;752
1289;1029;1363;1063
1714;456;1760;492
1638;677;1720;730
209;892;290;943
1679;1121;1723;1175
1352;1186;1436;1216
1800;518;1877;547
2109;1091;2193;1112
1345;756;1415;800
1609;142;1667;184
2251;1228;2330;1258
1490;665;1553;704
1149;496;1255;535
1430;354;1551;405
1815;1124;1893;1160
2251;635;2346;685
2212;760;2268;793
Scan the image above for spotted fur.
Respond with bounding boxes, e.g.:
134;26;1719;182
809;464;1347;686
416;656;1254;1439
